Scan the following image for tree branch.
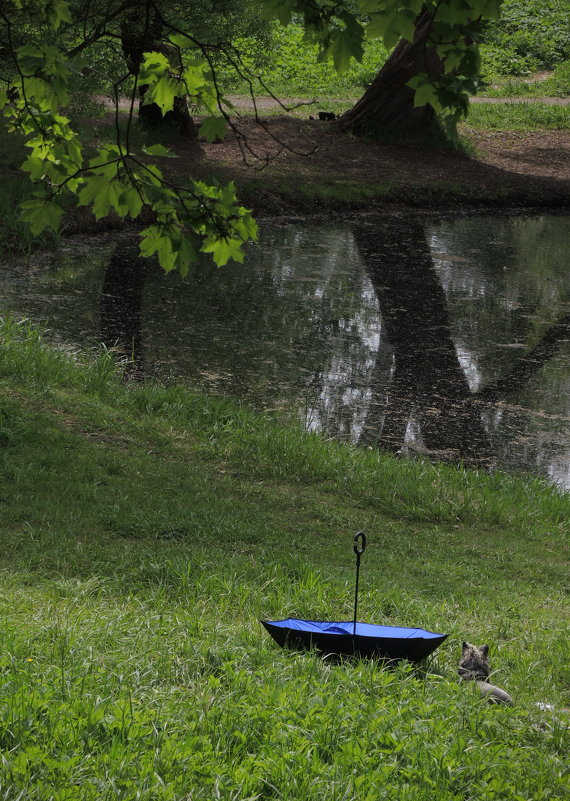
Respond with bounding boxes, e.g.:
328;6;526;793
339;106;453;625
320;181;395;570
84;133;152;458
477;314;570;402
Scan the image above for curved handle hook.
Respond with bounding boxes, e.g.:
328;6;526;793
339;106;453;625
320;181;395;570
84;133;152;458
353;531;366;556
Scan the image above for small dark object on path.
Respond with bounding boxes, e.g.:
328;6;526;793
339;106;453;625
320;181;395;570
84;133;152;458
309;111;337;120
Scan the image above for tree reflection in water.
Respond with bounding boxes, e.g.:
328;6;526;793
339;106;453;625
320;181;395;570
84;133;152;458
100;243;147;380
95;222;569;477
355;222;569;468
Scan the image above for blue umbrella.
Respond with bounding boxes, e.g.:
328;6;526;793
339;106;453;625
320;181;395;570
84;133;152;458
262;532;447;662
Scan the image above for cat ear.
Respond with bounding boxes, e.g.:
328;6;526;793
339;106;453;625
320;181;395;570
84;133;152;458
462;641;469;652
481;645;489;657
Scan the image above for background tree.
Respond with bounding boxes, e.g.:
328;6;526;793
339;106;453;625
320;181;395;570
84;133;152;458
338;7;446;136
260;0;502;136
119;4;197;136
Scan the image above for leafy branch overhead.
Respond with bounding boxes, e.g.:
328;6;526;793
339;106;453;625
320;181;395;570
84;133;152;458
1;0;503;272
260;0;502;114
1;0;258;274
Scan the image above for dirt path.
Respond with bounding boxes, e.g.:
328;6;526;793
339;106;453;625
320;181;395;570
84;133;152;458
470;96;569;105
225;94;570;110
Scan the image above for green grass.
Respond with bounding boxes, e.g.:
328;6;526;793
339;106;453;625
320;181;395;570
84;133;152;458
464;102;570;130
481;60;570;99
237;177;397;210
0;316;569;800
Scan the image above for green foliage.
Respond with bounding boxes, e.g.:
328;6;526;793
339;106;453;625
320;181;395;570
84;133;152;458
219;22;389;96
221;2;570;100
223;9;569;102
249;1;569;112
198;116;228;142
0;129;63;252
19;197;65;234
480;0;570;79
0;0;258;274
252;0;509;121
546;60;570;96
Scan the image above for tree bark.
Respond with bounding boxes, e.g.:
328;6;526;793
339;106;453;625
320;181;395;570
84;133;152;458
339;8;444;137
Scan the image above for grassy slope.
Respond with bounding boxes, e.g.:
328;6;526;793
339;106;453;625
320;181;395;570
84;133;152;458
0;318;568;800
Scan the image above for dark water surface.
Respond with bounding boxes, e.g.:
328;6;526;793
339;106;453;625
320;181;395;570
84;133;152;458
2;214;569;488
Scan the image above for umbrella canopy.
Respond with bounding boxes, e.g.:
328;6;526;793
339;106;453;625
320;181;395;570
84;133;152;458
262;618;448;662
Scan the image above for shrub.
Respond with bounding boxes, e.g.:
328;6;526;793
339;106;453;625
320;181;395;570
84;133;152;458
217;23;389;98
481;0;570;78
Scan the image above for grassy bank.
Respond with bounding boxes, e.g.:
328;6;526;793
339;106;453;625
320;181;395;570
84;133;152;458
0;317;568;800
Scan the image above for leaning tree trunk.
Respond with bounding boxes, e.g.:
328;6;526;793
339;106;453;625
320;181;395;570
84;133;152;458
120;6;196;138
339;8;444;136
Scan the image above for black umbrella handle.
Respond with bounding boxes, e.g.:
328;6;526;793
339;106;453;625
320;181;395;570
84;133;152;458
353;531;366;636
354;531;366;556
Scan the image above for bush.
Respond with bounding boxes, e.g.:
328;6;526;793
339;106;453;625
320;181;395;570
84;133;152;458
544;59;570;95
215;4;570;97
481;0;570;78
217;23;389;98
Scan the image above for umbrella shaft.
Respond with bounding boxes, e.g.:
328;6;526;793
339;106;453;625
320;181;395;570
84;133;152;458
353;554;361;636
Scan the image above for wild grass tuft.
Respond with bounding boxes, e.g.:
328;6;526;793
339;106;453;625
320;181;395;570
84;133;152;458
481;60;570;98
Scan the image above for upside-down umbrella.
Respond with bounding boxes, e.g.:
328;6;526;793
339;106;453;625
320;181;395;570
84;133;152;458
261;532;447;662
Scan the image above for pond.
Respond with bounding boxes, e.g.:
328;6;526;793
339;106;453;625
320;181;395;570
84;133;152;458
1;214;569;488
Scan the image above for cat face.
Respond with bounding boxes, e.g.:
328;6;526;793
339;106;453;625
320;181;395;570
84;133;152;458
458;641;491;680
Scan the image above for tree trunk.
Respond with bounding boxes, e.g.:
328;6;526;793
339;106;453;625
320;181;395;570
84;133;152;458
120;7;196;138
477;314;570;402
339;8;444;137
